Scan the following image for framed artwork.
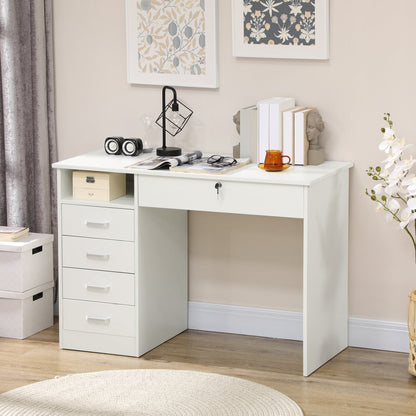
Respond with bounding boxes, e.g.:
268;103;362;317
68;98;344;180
126;0;218;88
232;0;329;60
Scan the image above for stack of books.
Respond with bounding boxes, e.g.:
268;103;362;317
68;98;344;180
0;226;29;242
238;97;319;166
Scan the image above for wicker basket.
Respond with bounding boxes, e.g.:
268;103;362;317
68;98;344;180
408;290;416;376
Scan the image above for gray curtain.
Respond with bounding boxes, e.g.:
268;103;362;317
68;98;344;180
0;0;58;297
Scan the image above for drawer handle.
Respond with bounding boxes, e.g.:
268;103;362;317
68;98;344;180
85;284;111;292
86;253;110;261
85;220;110;229
86;316;111;324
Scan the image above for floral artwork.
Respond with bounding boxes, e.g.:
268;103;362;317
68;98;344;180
232;0;328;59
243;0;316;46
135;0;206;76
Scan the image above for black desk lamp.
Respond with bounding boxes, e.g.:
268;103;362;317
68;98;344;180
155;86;193;156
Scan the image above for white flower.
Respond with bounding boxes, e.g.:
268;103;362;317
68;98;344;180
408;197;416;211
400;207;416;228
243;1;253;15
289;4;302;16
383;127;395;140
276;27;293;42
383;151;402;169
396;155;416;172
387;198;401;211
260;0;282;17
384;183;399;196
373;183;385;196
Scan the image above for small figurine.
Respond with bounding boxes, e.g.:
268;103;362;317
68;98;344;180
307;110;325;165
233;111;241;134
232;111;241;158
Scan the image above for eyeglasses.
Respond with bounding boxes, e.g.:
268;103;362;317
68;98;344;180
207;155;237;167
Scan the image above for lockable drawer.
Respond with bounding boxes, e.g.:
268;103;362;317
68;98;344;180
62;236;134;273
62;205;134;241
138;176;304;218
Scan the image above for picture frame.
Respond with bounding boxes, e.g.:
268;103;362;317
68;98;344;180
126;0;218;88
232;0;329;60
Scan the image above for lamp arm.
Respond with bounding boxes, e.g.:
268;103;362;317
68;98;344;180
161;86;178;150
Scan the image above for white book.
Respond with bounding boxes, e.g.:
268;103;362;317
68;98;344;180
268;97;295;151
257;98;276;164
239;105;258;162
282;106;306;165
294;108;314;165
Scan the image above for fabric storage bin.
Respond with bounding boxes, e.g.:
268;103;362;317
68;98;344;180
73;171;126;201
0;233;54;292
0;281;54;339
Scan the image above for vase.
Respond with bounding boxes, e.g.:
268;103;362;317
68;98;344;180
408;290;416;376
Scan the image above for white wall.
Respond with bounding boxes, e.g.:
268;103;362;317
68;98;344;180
53;0;416;324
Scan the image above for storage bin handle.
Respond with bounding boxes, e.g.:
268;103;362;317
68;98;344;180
86;253;110;261
86;316;111;324
85;284;110;292
32;246;43;255
84;220;110;229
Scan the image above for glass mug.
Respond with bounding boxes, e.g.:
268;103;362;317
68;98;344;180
263;150;291;171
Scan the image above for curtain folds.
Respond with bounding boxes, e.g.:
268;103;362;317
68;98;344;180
0;0;58;296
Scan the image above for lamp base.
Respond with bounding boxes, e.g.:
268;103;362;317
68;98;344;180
156;146;182;157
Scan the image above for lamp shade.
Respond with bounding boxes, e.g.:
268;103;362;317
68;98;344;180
155;99;193;137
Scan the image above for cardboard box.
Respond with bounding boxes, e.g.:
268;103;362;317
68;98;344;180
73;171;126;201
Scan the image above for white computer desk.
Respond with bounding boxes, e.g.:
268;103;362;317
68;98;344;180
53;150;353;376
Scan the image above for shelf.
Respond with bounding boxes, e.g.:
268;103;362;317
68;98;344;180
59;192;135;209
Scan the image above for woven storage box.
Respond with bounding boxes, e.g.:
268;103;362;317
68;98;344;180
408;290;416;376
0;233;53;292
0;281;54;339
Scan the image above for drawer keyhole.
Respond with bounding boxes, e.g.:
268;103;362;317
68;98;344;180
215;182;222;198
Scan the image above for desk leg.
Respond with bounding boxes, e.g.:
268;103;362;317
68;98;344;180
303;169;349;376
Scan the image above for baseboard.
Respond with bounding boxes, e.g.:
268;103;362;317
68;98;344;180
188;301;409;353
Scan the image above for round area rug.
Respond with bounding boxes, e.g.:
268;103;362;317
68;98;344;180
0;369;303;415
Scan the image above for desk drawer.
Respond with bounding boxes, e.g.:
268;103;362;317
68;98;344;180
62;205;134;241
62;236;134;273
138;176;304;218
63;268;134;305
62;299;135;337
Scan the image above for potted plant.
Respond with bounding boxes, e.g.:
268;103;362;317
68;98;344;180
366;113;416;375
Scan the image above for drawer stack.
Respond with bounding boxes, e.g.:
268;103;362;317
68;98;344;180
60;204;137;356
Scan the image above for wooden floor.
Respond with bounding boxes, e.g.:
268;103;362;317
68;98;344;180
1;322;416;415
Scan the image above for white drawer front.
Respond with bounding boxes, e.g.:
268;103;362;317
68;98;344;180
63;268;134;305
62;236;134;273
63;299;135;337
138;176;304;218
62;205;134;241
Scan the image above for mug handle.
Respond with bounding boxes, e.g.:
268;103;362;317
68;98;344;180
282;155;291;165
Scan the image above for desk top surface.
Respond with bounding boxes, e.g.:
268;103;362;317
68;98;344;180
53;150;353;186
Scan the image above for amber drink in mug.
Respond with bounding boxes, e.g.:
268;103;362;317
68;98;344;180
263;150;291;171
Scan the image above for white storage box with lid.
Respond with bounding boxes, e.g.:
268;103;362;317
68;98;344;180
0;233;54;292
73;170;126;201
0;281;54;339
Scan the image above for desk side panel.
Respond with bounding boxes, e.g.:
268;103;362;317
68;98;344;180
137;206;188;354
303;168;349;376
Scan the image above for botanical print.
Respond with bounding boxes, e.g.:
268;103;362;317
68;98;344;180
243;0;316;46
136;0;206;75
